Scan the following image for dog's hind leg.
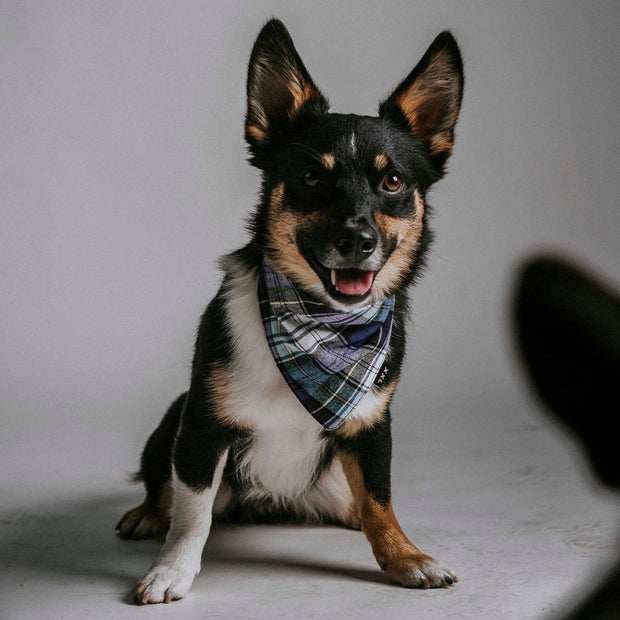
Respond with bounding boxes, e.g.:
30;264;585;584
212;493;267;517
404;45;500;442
116;392;186;540
116;483;173;540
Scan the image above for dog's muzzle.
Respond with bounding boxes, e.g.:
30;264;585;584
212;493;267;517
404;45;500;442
316;216;384;297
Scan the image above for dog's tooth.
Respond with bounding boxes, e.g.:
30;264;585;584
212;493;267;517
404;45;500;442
331;269;337;287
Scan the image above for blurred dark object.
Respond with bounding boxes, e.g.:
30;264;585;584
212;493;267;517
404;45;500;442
513;254;620;619
514;255;620;488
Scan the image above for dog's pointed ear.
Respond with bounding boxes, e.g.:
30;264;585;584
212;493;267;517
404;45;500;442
379;31;463;172
245;19;329;146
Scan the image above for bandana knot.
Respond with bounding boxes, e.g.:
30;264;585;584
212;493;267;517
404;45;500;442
258;258;394;430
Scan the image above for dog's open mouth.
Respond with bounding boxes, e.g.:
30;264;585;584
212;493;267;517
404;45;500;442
301;244;381;303
330;268;375;296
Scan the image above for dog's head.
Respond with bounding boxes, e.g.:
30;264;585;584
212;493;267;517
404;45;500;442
245;20;463;307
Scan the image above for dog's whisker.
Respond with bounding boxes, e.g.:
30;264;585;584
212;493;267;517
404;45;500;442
287;142;323;162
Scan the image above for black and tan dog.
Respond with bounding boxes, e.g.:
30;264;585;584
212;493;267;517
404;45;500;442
117;19;464;604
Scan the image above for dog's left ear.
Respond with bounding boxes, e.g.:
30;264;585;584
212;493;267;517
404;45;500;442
380;31;463;174
245;19;329;146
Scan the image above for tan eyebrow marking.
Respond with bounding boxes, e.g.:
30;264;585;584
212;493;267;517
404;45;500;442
321;153;335;170
374;153;389;171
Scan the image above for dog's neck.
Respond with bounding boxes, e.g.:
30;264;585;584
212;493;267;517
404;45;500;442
257;257;395;430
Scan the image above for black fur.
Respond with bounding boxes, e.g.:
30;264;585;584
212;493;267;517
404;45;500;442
335;410;394;508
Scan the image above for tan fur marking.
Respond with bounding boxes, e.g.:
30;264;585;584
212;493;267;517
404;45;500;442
336;382;397;439
206;364;228;414
338;451;365;502
371;189;425;302
339;453;436;585
205;363;250;431
321;152;335;170
374;153;389;171
157;481;173;519
245;81;270;141
395;49;460;154
118;482;173;539
265;183;323;292
245;123;266;142
341;504;362;531
288;82;320;121
246;68;319;142
339;454;421;557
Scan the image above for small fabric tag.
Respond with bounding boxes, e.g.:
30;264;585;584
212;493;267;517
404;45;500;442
374;360;391;387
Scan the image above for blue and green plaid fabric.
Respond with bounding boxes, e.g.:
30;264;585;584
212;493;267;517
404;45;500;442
258;257;394;430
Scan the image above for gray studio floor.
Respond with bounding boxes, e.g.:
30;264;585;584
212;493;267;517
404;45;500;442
2;394;619;620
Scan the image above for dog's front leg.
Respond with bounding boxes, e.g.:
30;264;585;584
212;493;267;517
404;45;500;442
337;420;457;588
132;448;228;605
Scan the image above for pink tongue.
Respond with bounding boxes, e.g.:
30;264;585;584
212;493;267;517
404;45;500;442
333;269;374;296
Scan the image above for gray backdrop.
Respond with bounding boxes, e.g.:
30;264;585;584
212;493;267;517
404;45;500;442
2;0;619;519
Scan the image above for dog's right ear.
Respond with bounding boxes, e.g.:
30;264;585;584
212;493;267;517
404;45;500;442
379;31;463;178
245;19;329;146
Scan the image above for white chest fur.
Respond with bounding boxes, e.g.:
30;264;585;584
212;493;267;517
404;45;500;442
221;263;388;507
223;265;326;504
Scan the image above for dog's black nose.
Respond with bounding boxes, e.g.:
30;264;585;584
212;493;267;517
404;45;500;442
335;221;378;263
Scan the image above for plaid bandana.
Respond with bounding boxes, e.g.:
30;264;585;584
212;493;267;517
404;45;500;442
258;257;394;430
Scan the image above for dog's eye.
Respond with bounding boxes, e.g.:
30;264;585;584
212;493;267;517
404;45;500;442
382;173;404;193
303;168;321;188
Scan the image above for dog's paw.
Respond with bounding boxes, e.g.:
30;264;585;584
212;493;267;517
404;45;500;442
382;553;458;589
340;508;362;531
116;504;168;540
132;566;196;605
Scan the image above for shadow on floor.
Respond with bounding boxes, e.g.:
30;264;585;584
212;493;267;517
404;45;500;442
1;492;390;605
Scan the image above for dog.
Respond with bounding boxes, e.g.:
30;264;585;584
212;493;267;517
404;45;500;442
117;18;464;605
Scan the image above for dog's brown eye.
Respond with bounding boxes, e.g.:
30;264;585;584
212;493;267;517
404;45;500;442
303;169;321;188
382;174;404;193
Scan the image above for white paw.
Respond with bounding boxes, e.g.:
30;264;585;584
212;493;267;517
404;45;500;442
383;553;458;589
132;565;197;605
408;557;458;588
